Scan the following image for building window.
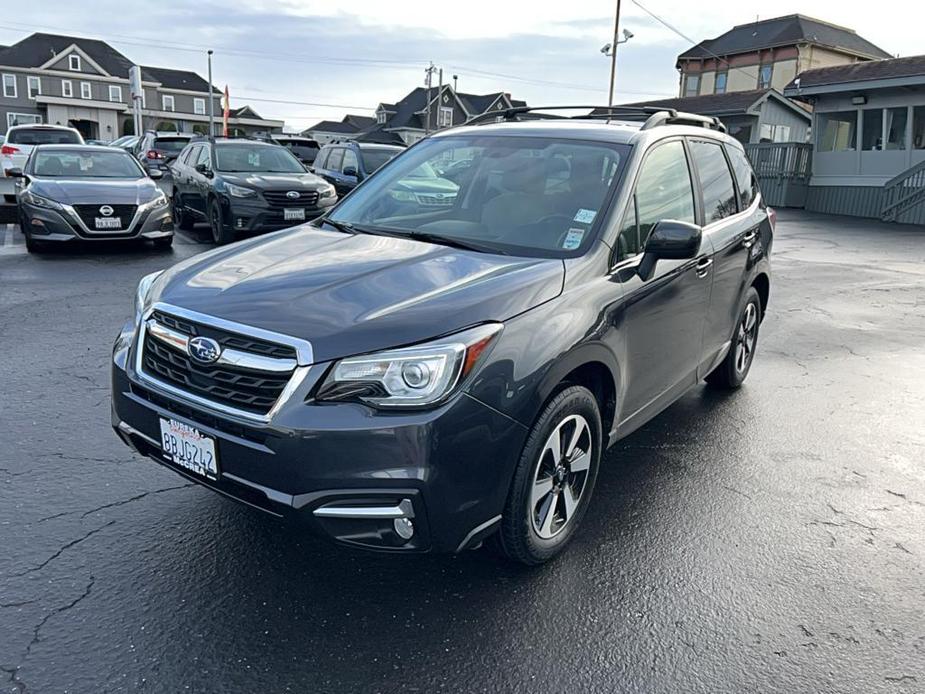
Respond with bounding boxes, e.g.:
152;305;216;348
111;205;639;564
109;85;122;103
758;64;773;89
913;106;925;150
818;111;858;152
714;72;727;94
193;98;206;115
2;74;16;98
862;108;883;150
759;123;792;143
862;108;910;151
27;76;41;99
61;79;73;98
885;107;908;150
7;112;42;129
377;111;387;124
69;54;81;71
684;74;700;97
162;95;175;112
80;82;92;99
438;107;453;127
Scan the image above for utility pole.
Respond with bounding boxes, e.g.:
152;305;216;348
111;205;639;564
607;0;622;108
437;68;443;129
424;62;436;135
453;74;458;92
207;49;215;137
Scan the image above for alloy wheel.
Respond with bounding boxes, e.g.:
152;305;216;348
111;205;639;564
530;414;593;539
735;302;758;373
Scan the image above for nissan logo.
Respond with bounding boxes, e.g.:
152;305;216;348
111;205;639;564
286;191;300;199
188;336;222;364
99;205;114;216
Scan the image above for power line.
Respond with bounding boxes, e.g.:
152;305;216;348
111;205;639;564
629;0;761;83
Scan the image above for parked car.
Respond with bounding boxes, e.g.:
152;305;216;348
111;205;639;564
10;144;172;252
112;107;773;564
272;135;321;165
169;138;336;243
132;131;194;176
109;135;139;152
1;124;84;206
311;141;403;196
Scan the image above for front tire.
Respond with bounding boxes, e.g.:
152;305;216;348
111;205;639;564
208;198;234;245
24;233;45;253
705;286;762;389
497;385;602;565
172;190;195;231
152;235;173;250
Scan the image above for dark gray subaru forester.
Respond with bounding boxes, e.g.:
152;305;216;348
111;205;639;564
112;106;773;565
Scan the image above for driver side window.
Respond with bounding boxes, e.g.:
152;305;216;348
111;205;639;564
196;145;211;170
342;148;358;174
616;140;696;261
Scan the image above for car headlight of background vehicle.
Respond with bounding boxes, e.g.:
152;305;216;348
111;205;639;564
316;323;502;408
225;183;256;198
22;190;63;210
318;184;336;200
389;189;416;202
134;270;164;323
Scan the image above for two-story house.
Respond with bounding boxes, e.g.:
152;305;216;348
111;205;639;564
0;32;282;139
676;14;891;98
350;86;525;145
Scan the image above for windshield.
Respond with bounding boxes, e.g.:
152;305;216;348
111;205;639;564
32;150;145;178
360;148;400;173
153;137;191;152
330;135;628;257
9;129;81;145
215;144;305;173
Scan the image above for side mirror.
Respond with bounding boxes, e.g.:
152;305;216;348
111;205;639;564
195;163;212;177
638;220;702;280
5;167;24;178
148;169;164;180
342;166;358;178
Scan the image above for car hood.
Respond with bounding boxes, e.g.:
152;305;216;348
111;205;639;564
154;226;563;363
220;172;328;191
394;177;458;195
29;178;161;204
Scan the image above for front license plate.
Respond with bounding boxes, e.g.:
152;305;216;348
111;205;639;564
158;418;218;479
94;217;122;230
284;208;305;221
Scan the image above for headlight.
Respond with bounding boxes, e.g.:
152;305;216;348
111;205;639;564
134;270;164;323
225;183;256;198
390;190;416;202
141;192;169;210
22;190;63;210
316;323;502;408
318;184;336;200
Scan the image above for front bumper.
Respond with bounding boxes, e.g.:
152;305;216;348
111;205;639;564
111;320;526;553
221;195;335;234
21;200;173;242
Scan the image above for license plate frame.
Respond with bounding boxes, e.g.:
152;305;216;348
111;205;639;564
94;217;122;230
158;418;219;479
283;208;305;222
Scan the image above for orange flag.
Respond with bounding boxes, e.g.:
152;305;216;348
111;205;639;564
222;85;230;137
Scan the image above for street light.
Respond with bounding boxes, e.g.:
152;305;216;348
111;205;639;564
602;0;633;108
600;29;634;56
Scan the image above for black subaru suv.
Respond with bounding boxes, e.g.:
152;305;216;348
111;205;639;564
112;107;773;565
169;138;336;243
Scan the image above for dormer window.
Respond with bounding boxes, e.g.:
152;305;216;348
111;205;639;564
69;54;81;71
377;111;386;124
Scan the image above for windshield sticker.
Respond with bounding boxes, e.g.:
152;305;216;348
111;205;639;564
563;228;585;250
574;208;596;224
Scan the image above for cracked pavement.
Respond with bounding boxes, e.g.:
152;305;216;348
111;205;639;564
1;211;923;693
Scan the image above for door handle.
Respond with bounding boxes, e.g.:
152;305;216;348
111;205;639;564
695;257;713;278
742;229;758;248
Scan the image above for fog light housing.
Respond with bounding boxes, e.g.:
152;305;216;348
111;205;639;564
393;517;414;540
236;217;246;229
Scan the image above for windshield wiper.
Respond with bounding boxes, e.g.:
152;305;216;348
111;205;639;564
320;218;357;234
404;231;507;255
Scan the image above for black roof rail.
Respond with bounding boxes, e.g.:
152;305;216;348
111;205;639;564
464;104;727;133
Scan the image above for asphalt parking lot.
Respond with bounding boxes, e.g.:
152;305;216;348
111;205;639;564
1;209;923;693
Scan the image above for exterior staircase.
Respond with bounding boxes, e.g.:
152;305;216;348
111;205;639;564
881;160;925;222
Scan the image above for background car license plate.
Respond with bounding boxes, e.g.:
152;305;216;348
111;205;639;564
284;208;305;221
94;217;122;230
158;418;218;479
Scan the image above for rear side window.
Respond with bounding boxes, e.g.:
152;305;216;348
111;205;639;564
689;140;737;223
617;140;695;260
314;149;329;168
726;144;758;209
9;128;81;145
327;148;343;171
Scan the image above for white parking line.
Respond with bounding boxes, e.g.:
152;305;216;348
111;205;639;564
3;225;12;248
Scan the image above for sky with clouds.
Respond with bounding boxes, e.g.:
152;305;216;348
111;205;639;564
0;1;920;132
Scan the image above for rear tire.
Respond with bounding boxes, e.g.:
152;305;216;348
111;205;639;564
208;198;234;245
172;191;195;231
705;287;762;389
496;385;602;566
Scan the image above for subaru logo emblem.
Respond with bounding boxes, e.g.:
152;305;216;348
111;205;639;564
286;191;300;199
99;205;114;216
188;336;221;364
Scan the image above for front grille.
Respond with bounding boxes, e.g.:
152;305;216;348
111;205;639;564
262;190;320;208
141;310;298;416
72;204;138;230
415;193;454;207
